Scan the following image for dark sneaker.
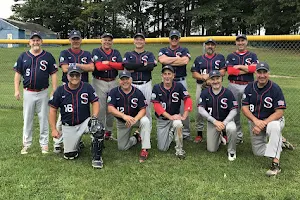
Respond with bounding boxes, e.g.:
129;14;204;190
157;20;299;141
282;139;295;150
104;131;112;140
92;157;103;169
139;150;149;163
266;162;281;176
53;146;62;153
133;131;141;143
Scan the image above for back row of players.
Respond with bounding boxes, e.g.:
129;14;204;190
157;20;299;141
14;30;293;176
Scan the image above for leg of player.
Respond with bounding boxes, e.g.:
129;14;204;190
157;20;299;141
116;120;136;151
226;121;237;161
194;83;204;143
179;79;191;140
206;122;221;153
138;116;151;162
173;120;185;159
157;119;174;151
53;113;63;153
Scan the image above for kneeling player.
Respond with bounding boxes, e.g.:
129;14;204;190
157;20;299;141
151;66;192;159
198;70;238;161
49;64;104;169
107;71;151;163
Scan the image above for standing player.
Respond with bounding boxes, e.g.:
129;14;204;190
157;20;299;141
92;33;123;140
198;70;238;161
158;29;192;140
54;30;94;152
123;33;156;131
107;71;151;163
151;66;193;159
14;32;58;154
49;65;104;169
242;62;286;176
191;38;226;143
226;34;258;144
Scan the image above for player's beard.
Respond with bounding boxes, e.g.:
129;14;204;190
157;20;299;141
32;45;41;52
206;48;214;55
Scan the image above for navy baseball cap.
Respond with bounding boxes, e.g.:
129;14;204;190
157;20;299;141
236;34;247;40
30;32;42;39
256;62;270;72
67;63;82;74
161;65;175;73
69;30;82;39
169;30;181;38
134;33;145;39
204;38;216;45
119;71;131;78
209;70;221;78
101;33;113;39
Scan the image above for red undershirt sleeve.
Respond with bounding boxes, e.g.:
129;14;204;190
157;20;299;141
153;102;166;116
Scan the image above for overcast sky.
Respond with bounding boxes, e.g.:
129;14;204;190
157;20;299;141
0;0;15;19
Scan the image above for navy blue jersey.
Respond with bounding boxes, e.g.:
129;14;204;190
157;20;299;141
191;53;226;84
13;50;58;90
49;81;99;126
226;51;258;82
151;82;190;118
158;46;191;78
59;49;93;83
92;48;122;78
108;86;147;122
123;51;156;81
242;80;286;120
198;87;238;121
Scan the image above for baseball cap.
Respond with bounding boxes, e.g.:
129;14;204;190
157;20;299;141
69;30;82;39
204;38;216;45
161;65;175;73
101;33;113;39
256;62;270;72
169;30;181;38
209;70;221;78
119;71;131;78
236;34;247;40
134;33;145;39
30;32;42;39
67;63;82;74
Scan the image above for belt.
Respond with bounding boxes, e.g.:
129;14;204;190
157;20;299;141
24;87;47;92
132;80;150;85
229;80;249;85
173;77;185;82
94;76;116;82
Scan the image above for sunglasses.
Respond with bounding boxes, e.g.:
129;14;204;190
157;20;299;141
170;36;179;40
69;73;81;78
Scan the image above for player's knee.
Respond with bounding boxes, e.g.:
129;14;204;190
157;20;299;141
226;122;237;134
140;116;150;126
207;146;218;153
267;121;281;133
173;120;183;128
64;151;79;160
157;144;169;151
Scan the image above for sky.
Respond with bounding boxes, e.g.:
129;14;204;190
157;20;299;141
0;0;16;19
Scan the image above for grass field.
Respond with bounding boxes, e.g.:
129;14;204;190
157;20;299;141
0;43;300;199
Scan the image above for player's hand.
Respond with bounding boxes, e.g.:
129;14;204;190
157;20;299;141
252;126;261;135
123;115;136;127
253;119;267;130
143;61;147;66
52;129;61;139
102;61;110;65
170;114;181;121
14;91;20;100
202;74;209;81
214;120;225;132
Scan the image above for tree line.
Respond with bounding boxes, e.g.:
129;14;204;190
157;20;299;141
11;0;300;38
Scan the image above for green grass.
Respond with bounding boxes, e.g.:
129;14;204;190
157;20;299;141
0;43;300;199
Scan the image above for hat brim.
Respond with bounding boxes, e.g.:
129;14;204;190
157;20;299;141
68;70;81;74
30;35;42;39
69;35;82;39
236;36;247;40
119;75;131;79
256;67;269;72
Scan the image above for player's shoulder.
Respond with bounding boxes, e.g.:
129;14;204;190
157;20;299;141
43;50;54;57
159;47;167;52
269;81;282;90
224;87;234;95
216;53;225;59
109;86;119;94
133;86;144;95
82;50;92;55
201;87;210;95
194;55;203;61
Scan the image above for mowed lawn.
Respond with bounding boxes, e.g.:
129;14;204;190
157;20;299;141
0;43;300;199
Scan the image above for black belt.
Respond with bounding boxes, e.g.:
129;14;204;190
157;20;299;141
94;76;116;82
132;80;151;85
173;77;185;81
229;80;249;85
24;87;47;92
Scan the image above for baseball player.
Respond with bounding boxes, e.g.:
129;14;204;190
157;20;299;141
14;32;58;154
191;38;226;143
123;33;156;131
151;66;193;159
54;30;94;153
92;33;123;140
226;34;258;144
107;71;151;163
158;29;192;140
49;65;104;169
198;70;238;161
241;62;286;176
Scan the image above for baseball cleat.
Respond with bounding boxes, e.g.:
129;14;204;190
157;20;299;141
53;146;62;153
92;158;103;169
194;136;203;143
266;162;281;176
282;139;295;150
228;153;236;161
139;149;149;163
133;131;141;143
175;149;186;159
236;139;244;144
220;135;227;145
21;146;29;155
183;135;193;141
41;146;49;154
104;131;112;140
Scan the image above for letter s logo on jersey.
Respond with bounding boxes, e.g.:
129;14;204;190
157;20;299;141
141;55;148;62
172;92;179;102
264;97;273;108
111;56;117;62
220;98;228;109
81;93;89;104
176;52;182;57
81;57;87;64
40;60;48;71
131;98;138;108
245;58;252;66
215;60;220;69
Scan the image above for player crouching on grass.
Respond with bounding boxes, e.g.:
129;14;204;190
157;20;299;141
107;71;151;163
242;62;287;176
151;66;192;159
49;64;105;169
198;70;238;161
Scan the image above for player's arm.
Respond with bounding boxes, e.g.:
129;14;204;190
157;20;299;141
241;105;266;133
77;63;94;72
49;106;60;138
181;97;192;120
14;72;21;100
152;102;180;120
134;108;146;121
123;62;144;70
171;56;190;66
158;54;178;65
192;71;209;81
50;72;58;95
264;109;284;124
223;108;237;125
91;101;100;118
61;64;69;73
228;65;256;75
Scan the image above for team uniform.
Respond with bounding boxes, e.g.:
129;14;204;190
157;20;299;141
191;53;226;135
108;86;151;151
92;47;123;133
123;50;156;130
226;51;258;141
198;86;238;156
242;80;285;160
151;81;191;156
14;50;57;150
158;46;191;136
49;81;104;163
